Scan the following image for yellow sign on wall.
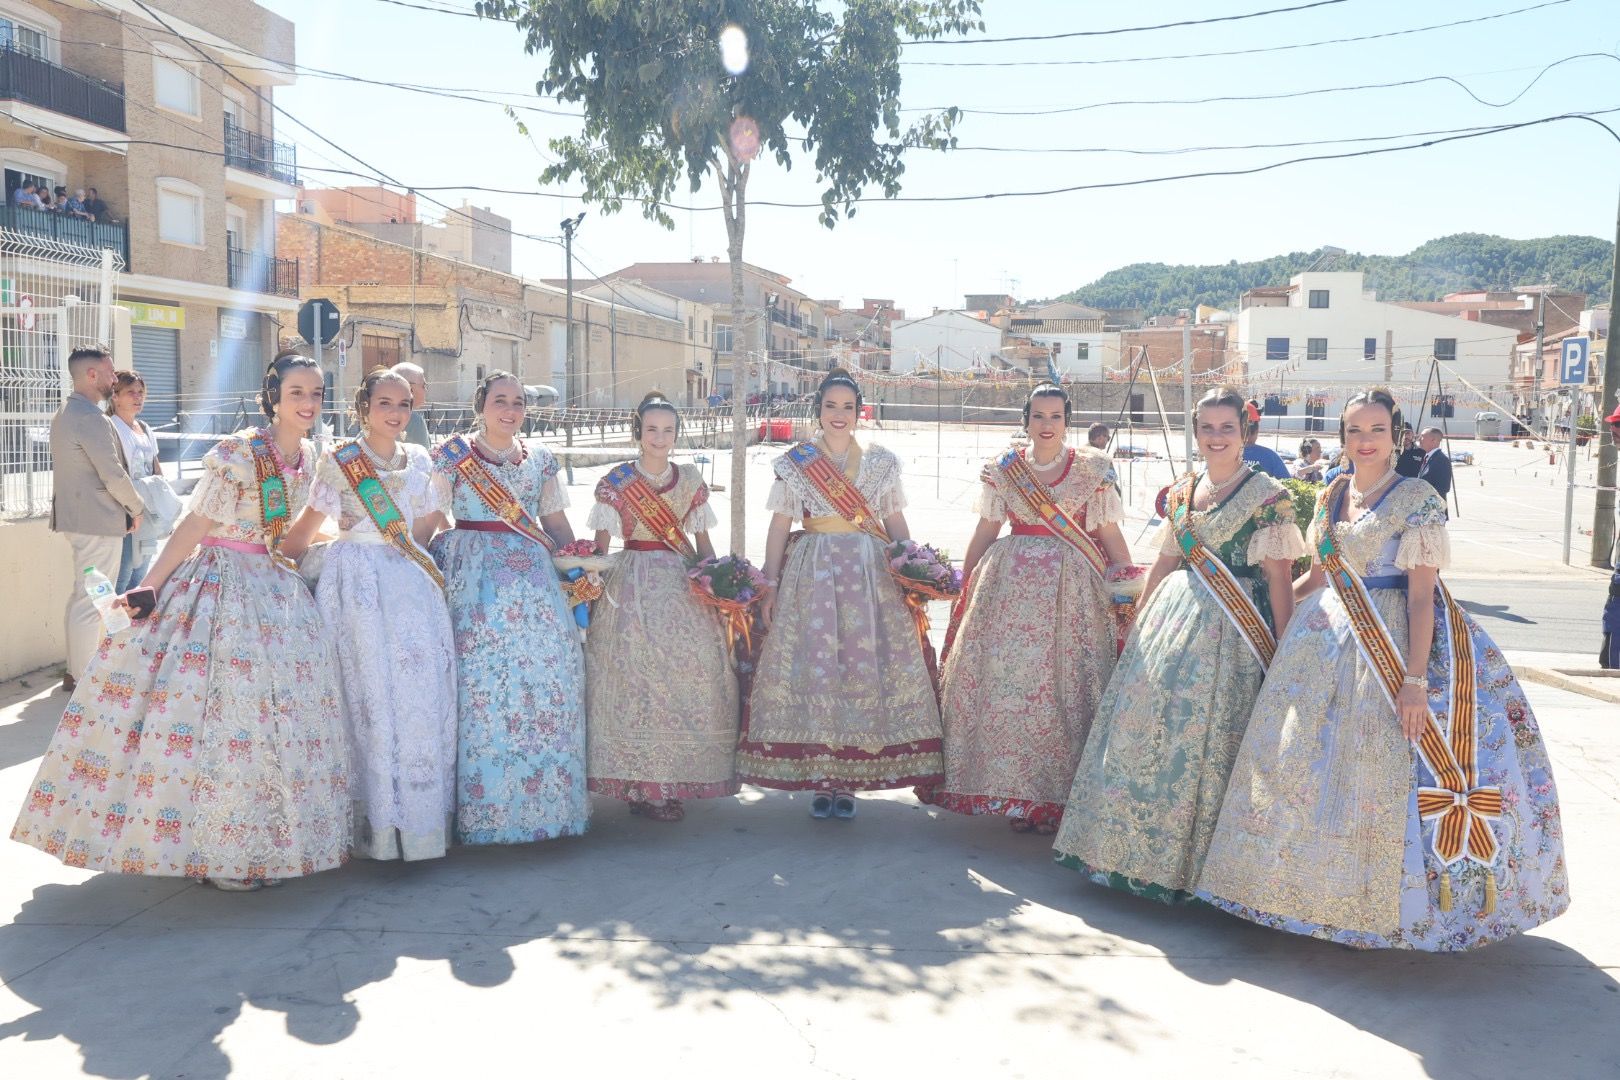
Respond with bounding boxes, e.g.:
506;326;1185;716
120;302;186;330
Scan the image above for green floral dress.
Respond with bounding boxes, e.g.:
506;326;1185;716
1053;469;1305;902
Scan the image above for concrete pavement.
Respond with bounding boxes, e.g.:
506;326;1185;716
1;669;1616;1079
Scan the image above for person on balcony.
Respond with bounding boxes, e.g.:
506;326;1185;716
65;189;93;222
84;188;109;223
11;181;42;209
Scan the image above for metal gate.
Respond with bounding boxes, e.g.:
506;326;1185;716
0;229;121;518
129;325;179;435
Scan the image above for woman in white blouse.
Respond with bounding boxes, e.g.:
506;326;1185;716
106;370;176;591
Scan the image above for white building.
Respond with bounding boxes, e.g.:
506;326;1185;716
890;310;1004;371
1021;331;1122;380
1236;271;1519;436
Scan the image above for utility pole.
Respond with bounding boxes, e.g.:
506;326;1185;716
560;212;584;482
1592;183;1620;567
1180;308;1193;471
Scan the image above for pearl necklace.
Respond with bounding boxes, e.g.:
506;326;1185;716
359;436;405;470
636;460;674;486
1349;467;1398;510
1029;448;1066;472
476;434;523;465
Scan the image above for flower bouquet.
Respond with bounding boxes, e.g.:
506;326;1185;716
885;540;963;695
554;539;609;631
688;554;770;657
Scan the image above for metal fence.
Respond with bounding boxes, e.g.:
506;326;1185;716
0;44;125;131
0;229;121;519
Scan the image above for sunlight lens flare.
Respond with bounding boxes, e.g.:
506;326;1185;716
719;25;749;75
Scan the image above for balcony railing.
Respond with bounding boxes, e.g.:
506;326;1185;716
0;205;127;267
228;246;299;297
0;46;125;131
223;118;297;186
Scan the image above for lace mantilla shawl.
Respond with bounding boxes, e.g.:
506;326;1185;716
765;442;906;521
1153;470;1308;566
1308;476;1450;575
975;445;1122;529
587;462;717;538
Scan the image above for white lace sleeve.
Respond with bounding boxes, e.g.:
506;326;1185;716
586;499;623;537
426;469;453;517
1155;518;1178;556
190;440;248;524
878;474;908;517
1083;483;1124;529
306;452;344;520
1395;524;1451;571
975;478;1007;523
684;501;719;534
765;479;800;521
537;474;569;516
1246;521;1308;564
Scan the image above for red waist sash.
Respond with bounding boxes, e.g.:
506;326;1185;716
622;539;669;551
1009;523;1055;537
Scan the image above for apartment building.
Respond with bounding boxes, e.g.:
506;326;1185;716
0;0;300;436
1236;271;1519;436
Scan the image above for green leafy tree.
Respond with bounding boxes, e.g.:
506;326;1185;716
476;0;981;552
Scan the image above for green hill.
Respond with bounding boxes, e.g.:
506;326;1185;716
1053;234;1614;316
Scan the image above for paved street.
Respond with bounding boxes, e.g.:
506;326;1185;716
2;426;1617;1078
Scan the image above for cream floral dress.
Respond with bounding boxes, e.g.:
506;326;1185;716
585;463;739;802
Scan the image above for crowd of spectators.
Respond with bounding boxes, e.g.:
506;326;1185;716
10;181;110;223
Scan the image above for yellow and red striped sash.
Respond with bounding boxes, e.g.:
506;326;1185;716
1169;474;1276;669
786;442;890;542
996;448;1106;582
606;462;698;560
1315;476;1499;867
434;434;556;554
333;441;445;590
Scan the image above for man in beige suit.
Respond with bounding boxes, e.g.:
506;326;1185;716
51;346;143;691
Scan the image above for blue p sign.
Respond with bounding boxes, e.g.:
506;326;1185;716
1560;338;1589;386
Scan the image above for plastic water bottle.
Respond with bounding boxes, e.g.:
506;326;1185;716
83;566;130;635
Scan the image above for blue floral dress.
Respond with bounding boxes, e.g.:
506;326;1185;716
431;443;588;844
1197;478;1569;950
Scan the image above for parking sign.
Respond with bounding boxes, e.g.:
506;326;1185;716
1560;337;1589;385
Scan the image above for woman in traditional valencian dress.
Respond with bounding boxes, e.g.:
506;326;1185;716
741;369;943;820
12;354;349;891
1053;387;1305;897
1198;388;1569;950
585;392;738;823
283;368;456;861
921;383;1132;835
431;371;588;844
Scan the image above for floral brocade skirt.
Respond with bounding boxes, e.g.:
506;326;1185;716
1196;585;1570;950
586;549;739;801
739;531;943;792
11;546;350;879
922;534;1114;823
1053;568;1266;900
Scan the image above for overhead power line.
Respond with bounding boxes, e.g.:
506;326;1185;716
902;0;1575;67
902;0;1352;45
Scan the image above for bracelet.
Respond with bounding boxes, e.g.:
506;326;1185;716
1402;674;1425;687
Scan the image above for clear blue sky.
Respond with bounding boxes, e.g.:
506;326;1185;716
264;0;1620;314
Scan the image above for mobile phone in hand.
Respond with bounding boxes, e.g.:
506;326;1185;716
123;587;156;621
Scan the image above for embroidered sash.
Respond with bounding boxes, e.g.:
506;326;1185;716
995;449;1106;582
433;435;556;554
785;441;890;541
605;463;698;561
246;431;297;573
1315;476;1500;868
1169;474;1276;669
334;441;446;590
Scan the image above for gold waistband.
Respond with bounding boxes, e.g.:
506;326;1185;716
803;514;863;535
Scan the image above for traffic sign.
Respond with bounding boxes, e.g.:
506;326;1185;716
1560;337;1589;386
298;297;341;346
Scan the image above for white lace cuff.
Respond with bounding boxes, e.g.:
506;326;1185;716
190;463;242;525
1084;484;1124;529
537;476;569;517
1395;523;1451;571
306;475;343;521
684;501;718;534
586;499;622;537
877;479;908;517
764;479;800;520
1247;521;1308;564
975;481;1007;524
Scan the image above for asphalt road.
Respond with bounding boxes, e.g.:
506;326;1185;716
1447;575;1611;655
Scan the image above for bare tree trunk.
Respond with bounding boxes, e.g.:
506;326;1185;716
722;162;751;557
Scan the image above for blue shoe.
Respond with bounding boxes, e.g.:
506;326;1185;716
810;793;834;819
832;793;857;820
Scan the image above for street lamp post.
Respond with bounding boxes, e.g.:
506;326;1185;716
560;212;585;483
